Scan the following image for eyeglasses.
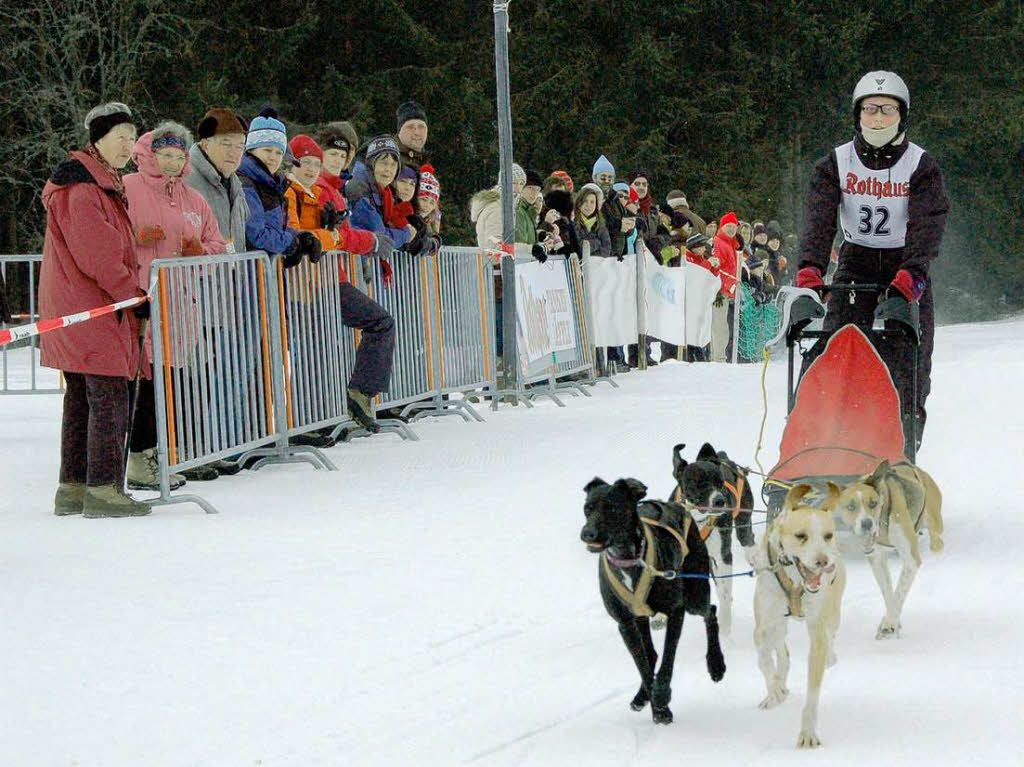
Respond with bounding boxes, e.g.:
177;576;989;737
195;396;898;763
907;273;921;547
860;103;900;116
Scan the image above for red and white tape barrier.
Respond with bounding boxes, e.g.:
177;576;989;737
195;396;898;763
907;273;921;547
0;294;149;347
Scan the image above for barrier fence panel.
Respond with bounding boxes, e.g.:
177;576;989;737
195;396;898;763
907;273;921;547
150;251;332;514
0;254;63;394
277;250;356;441
422;246;494;420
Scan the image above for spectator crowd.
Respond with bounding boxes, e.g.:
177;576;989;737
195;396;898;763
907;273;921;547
32;97;796;518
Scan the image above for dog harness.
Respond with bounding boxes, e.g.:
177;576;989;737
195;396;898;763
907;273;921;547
602;514;692;618
672;467;747;542
766;538;806;619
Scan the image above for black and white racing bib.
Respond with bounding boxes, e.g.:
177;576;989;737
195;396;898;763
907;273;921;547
836;140;924;248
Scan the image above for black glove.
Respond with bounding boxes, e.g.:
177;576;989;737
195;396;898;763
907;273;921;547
713;293;725;308
320;202;340;230
281;235;303;269
371;233;394;259
531;243;548;264
616;250;625;262
294;231;321;263
307;236;323;264
133;299;151;320
422;234;442;257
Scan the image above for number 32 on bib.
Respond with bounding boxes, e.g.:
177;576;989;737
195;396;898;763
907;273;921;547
836;140;924;249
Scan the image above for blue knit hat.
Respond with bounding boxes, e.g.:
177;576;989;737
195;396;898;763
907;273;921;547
592;154;615;180
245;107;287;153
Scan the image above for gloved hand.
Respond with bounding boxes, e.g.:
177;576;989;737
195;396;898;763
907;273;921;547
281;235;303;269
796;266;825;291
531;243;548;264
136;225;165;246
713;293;725;308
307;236;324;264
294;231;322;264
320;201;341;230
370;233;394;259
133;298;151;320
888;268;923;302
616;251;625;262
380;259;394;288
181;237;204;257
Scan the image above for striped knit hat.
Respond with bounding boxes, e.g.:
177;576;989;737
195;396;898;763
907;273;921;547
245;107;287;153
418;165;441;200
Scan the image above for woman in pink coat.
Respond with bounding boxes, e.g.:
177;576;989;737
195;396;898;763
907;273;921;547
123;122;226;489
39;102;152;518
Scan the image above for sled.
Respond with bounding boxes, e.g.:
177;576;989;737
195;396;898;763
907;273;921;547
763;284;920;516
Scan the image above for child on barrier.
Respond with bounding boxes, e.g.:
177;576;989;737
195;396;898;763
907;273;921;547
123;120;226;488
416;165;442;236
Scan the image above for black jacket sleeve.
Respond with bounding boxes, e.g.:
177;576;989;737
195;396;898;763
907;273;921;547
798;151;841;273
901;152;949;279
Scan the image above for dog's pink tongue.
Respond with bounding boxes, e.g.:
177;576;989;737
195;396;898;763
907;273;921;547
806;572;822;589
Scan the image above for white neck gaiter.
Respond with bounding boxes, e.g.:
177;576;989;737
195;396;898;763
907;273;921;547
862;123;901;148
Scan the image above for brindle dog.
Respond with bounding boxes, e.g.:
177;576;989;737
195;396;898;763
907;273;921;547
580;477;726;724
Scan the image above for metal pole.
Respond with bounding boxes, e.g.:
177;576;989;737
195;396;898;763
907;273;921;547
494;1;517;392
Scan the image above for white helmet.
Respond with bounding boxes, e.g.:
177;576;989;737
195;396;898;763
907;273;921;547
852;71;910;111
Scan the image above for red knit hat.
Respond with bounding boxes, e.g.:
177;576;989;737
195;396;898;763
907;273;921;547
550;170;574;193
289;134;323;162
418;164;441;200
719;211;739;228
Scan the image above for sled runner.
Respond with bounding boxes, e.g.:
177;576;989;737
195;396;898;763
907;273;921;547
763;284;920;517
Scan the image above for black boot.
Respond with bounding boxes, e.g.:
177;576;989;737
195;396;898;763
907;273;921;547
347;388;382;434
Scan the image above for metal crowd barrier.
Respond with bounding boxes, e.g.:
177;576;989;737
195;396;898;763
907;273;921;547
0;254;63;394
345;247;495;436
276;250;362;441
149;251;334;514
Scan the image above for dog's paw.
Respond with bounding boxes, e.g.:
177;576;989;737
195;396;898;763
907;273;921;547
797;730;821;748
930;535;944;552
652;705;673;725
650;613;667;631
876;619;902;640
630;684;649;711
759;686;787;709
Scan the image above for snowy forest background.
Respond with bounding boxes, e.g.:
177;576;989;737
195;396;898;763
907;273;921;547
0;0;1020;322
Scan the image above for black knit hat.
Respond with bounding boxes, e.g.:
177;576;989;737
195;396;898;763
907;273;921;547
396;101;427;132
524;168;544;188
629;169;651;184
686;233;710;249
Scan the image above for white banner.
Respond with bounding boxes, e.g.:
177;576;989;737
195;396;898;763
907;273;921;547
684;261;722;347
643;247;687;346
583;253;638;346
515;260;577;367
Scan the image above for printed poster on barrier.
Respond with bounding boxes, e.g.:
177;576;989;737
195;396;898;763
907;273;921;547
684;261;721;347
583;252;638;347
642;246;687;347
515;259;578;379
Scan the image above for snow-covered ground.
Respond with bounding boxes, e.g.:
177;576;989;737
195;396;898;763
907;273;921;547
1;318;1022;766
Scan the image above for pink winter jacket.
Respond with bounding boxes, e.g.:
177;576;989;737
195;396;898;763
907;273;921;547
124;131;226;289
124;132;226;366
39;149;146;378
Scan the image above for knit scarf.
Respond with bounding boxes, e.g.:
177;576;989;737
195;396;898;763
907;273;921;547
85;143;128;207
638;194;652;218
580;214;597;232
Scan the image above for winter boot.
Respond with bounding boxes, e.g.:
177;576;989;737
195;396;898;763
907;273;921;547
289;430;337;448
181;464;220;481
82;485;153;518
209;459;241;476
346;387;381;433
127;448;186;491
54;482;85;516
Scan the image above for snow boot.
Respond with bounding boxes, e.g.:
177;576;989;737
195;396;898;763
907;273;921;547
209;459;240;476
181;464;220;481
289;430;337;448
82;485;152;518
346;387;381;433
127;448;185;491
54;482;85;516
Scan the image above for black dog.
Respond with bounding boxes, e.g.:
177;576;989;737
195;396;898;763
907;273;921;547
581;477;726;724
671;443;760;636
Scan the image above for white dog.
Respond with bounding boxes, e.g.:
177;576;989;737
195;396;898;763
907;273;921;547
836;460;944;639
754;483;845;748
